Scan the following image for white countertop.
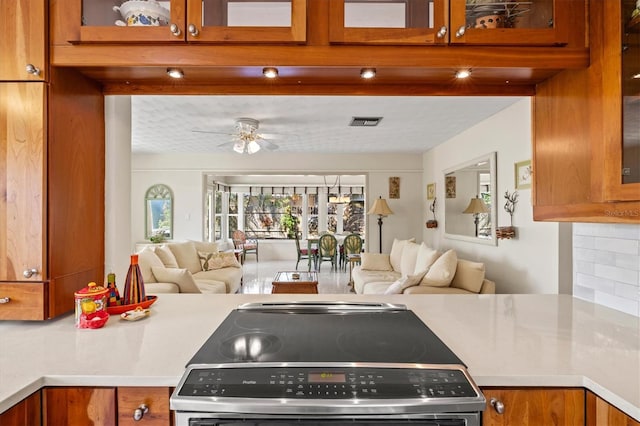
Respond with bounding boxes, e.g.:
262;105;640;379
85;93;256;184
0;294;638;421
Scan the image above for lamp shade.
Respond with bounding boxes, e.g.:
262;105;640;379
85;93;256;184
367;197;394;216
463;197;490;214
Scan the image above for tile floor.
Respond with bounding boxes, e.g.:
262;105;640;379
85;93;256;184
240;259;354;294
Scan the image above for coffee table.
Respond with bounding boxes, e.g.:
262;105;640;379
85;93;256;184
271;271;319;294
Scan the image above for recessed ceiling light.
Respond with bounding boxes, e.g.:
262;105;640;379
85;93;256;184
360;68;376;79
455;69;472;79
166;68;184;79
633;73;640;79
263;67;279;78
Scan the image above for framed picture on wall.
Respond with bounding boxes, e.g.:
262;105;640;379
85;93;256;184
427;183;436;200
389;177;400;199
515;160;532;189
445;176;456;198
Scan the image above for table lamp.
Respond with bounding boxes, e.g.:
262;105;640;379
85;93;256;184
463;196;490;237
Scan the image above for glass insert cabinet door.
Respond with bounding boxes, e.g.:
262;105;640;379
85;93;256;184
80;0;305;43
145;184;173;241
449;0;571;45
623;0;640;185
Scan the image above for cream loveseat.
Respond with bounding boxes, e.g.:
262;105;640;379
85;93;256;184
352;238;495;295
137;241;243;294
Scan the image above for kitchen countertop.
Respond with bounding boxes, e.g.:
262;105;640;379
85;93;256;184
0;294;638;420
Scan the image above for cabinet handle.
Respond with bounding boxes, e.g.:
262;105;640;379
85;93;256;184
170;23;181;36
455;26;466;38
436;26;447;38
0;297;10;304
490;397;505;414
25;64;40;76
188;24;199;37
133;404;148;421
23;268;38;279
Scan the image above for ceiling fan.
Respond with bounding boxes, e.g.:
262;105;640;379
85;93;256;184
192;117;281;154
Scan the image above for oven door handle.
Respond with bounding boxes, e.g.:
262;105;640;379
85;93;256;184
237;301;407;313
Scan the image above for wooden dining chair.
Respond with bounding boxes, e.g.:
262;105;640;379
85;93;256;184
294;232;317;271
341;233;363;270
317;234;338;271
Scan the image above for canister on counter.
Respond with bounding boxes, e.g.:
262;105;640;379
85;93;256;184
74;282;110;329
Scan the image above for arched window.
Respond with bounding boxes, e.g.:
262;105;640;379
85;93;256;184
145;184;173;241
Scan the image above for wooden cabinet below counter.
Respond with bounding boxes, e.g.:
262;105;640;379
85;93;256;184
117;387;173;425
0;391;41;425
481;387;585;426
586;391;640;426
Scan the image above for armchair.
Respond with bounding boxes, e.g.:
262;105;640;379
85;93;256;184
232;230;258;262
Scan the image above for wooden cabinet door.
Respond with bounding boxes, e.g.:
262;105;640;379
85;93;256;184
43;387;116;426
586;391;640;426
0;391;41;426
328;0;448;45
449;0;579;46
186;0;306;43
0;0;46;81
117;387;172;425
0;83;46;283
482;387;585;426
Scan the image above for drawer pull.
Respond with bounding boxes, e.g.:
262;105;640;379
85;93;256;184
26;64;41;76
490;397;505;414
133;404;148;421
0;297;10;304
188;24;199;37
170;23;181;36
23;268;38;278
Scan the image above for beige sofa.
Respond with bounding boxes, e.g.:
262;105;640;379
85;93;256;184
353;239;495;295
137;241;242;294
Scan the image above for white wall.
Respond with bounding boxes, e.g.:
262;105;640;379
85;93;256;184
422;98;569;294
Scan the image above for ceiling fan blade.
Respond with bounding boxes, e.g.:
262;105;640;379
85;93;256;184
259;139;279;150
192;129;233;136
217;141;235;148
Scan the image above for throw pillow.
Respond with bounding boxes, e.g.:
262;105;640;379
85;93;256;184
421;249;458;287
450;259;486;293
383;271;427;295
191;240;219;254
136;248;165;283
168;242;202;274
400;241;420;276
389;238;416;272
151;267;201;293
154;245;179;268
202;252;242;270
413;243;440;275
360;253;393;271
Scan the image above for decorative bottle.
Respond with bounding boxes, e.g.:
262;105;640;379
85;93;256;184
106;272;121;307
123;254;146;305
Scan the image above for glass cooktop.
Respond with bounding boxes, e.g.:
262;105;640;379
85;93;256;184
187;303;464;366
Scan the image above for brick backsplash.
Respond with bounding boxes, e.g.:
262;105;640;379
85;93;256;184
573;223;640;317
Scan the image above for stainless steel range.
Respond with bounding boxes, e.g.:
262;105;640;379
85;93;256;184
171;302;486;426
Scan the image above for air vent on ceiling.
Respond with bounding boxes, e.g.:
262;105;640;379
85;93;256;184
350;117;383;127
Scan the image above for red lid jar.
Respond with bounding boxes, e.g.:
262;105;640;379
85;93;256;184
74;282;109;329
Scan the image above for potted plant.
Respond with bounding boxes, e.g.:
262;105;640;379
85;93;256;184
280;206;299;239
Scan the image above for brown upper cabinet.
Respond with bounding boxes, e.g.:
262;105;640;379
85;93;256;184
328;0;579;46
533;0;640;223
68;0;306;44
0;0;47;81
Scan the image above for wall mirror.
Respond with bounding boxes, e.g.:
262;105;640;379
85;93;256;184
443;152;497;246
145;184;173;241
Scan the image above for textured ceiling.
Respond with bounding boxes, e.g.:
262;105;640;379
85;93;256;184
131;95;525;154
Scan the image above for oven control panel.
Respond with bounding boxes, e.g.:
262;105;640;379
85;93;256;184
178;367;478;399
